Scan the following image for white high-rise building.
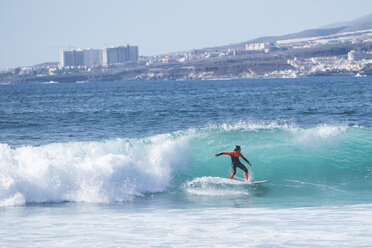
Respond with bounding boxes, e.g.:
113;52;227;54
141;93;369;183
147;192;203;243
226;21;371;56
246;42;270;51
60;50;84;67
129;46;139;61
102;44;139;65
60;44;138;68
83;49;102;67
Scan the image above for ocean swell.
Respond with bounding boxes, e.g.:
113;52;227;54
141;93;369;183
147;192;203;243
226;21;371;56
1;122;372;206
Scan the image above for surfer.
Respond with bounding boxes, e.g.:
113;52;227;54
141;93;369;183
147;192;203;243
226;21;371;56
214;145;252;181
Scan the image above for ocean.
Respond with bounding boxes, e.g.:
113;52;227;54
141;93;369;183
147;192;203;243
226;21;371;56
1;77;372;247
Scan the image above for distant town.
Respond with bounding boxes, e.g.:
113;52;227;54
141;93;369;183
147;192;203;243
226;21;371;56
60;45;138;68
1;21;372;83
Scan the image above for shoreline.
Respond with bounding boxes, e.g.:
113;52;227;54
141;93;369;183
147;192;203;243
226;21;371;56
2;41;372;84
0;70;369;84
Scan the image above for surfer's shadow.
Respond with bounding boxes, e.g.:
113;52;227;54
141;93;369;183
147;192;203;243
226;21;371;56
249;185;270;198
229;185;270;208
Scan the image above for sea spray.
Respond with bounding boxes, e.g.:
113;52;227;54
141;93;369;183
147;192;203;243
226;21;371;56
0;134;191;206
182;177;250;196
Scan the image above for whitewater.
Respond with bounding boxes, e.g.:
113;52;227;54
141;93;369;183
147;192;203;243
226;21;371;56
1;77;372;247
1;124;372;207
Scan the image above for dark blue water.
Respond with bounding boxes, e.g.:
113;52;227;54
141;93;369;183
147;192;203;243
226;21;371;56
1;77;371;147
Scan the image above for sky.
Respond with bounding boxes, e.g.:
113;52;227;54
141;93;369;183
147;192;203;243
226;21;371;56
1;0;372;69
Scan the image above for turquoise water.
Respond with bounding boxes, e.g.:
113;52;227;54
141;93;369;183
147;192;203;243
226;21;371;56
1;77;372;247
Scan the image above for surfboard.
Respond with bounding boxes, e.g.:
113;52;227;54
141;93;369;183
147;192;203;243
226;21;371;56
235;177;270;184
249;180;270;184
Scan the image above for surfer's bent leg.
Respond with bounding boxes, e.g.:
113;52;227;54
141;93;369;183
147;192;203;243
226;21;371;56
237;163;249;181
230;164;237;179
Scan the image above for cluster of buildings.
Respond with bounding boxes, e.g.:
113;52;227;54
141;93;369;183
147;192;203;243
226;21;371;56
2;27;372;82
277;29;372;49
60;44;138;68
285;50;372;77
1;43;140;79
244;29;372;54
245;42;272;53
146;48;243;65
147;42;274;66
348;50;372;61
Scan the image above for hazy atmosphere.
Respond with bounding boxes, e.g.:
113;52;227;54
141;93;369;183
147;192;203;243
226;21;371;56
1;0;372;69
2;1;372;247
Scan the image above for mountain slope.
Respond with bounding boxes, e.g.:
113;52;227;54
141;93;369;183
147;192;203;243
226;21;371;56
321;13;372;28
209;16;372;52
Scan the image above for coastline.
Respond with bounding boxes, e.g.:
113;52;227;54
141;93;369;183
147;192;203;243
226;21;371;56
2;41;372;84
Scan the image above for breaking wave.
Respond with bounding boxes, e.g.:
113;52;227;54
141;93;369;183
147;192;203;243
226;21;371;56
1;121;372;206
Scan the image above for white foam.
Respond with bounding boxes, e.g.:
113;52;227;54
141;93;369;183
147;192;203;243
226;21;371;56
291;124;347;149
291;124;347;138
183;177;250;196
4;204;372;247
0;192;25;207
204;120;351;135
205;120;292;131
0;135;191;206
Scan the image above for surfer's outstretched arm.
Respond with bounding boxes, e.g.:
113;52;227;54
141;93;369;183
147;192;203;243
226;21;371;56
214;152;233;157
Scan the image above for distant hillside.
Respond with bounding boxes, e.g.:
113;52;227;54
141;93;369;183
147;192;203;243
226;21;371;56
248;26;346;43
252;21;372;43
340;21;372;32
321;13;372;29
206;18;372;52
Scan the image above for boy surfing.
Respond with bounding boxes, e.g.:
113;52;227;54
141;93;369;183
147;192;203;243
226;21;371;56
214;145;252;181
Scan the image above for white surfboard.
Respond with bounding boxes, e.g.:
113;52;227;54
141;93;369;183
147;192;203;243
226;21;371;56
249;180;270;184
235;177;270;184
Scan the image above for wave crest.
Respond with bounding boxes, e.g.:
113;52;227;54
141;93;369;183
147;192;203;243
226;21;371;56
1;122;371;206
0;135;191;206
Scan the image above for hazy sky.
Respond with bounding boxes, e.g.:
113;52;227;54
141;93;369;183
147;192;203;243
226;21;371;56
1;0;372;69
